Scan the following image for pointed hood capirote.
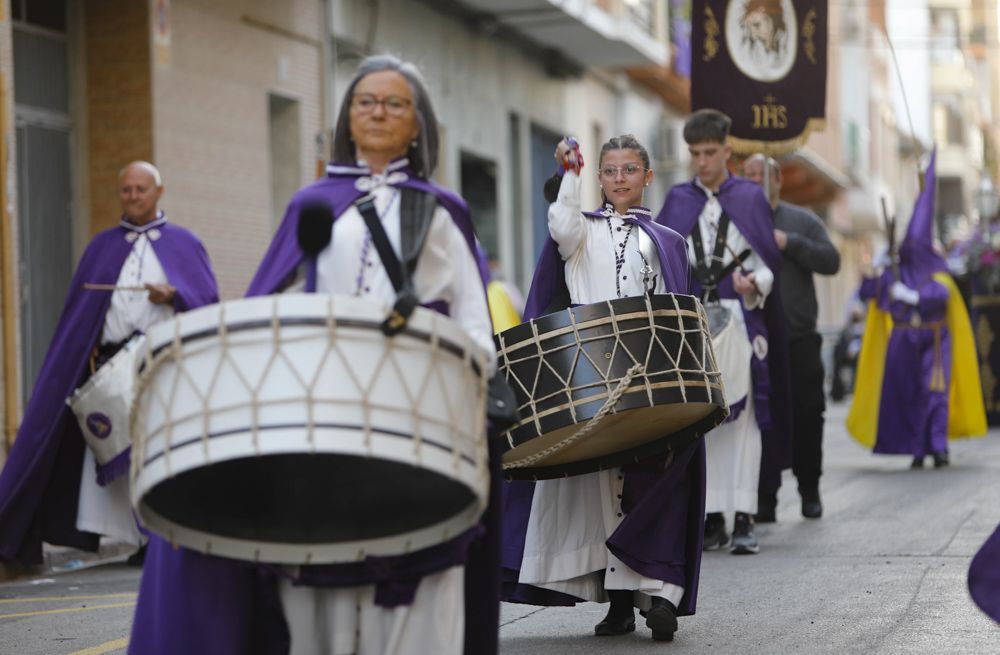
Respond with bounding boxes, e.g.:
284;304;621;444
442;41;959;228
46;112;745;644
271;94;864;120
898;151;946;287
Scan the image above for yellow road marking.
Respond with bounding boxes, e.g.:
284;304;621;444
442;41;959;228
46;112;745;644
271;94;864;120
68;636;130;655
0;600;135;619
0;593;137;604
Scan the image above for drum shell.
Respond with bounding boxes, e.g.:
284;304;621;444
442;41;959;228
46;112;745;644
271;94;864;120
496;294;727;479
130;293;489;564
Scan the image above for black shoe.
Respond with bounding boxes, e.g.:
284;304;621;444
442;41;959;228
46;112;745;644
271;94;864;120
125;544;147;567
703;512;729;550
801;497;823;519
645;598;678;642
730;512;759;554
910;456;925;469
933;452;949;468
595;613;635;636
595;590;635;636
755;493;777;524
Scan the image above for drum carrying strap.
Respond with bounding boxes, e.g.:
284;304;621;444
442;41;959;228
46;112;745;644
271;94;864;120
356;189;436;335
690;210;750;302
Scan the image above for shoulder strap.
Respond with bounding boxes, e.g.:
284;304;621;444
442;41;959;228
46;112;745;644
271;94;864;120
399;187;437;280
356;195;406;293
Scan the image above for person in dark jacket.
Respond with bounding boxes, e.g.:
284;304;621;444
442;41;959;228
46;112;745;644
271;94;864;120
743;154;840;521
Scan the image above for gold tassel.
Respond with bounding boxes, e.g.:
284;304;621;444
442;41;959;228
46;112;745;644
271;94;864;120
930;325;946;392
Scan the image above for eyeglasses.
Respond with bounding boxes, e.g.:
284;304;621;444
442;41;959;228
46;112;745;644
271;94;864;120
351;94;413;116
599;164;648;178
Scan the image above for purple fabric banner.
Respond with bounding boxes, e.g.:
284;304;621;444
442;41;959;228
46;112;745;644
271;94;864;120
691;0;828;152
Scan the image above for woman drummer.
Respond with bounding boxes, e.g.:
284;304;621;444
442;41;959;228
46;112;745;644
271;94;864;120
129;54;500;655
502;135;707;642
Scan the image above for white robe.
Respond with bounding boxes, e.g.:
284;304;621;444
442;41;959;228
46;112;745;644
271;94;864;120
284;175;495;655
77;229;173;546
689;176;772;515
517;172;683;608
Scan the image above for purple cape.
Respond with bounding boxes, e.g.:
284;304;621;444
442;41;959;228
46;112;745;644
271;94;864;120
503;211;707;616
522;210;691;320
247;163;486;296
656;176;793;480
131;162;500;655
0;221;218;565
969;523;1000;623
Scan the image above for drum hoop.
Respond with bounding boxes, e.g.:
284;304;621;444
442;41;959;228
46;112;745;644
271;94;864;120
498;308;703;355
506;378;722;433
139;422;480;469
144;316;482;378
502;405;725;480
135;495;486;564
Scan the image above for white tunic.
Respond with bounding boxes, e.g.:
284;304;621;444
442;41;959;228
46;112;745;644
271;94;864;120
101;231;173;344
285;174;496;655
517;172;683;608
78;224;175;547
690;176;771;515
315;183;496;371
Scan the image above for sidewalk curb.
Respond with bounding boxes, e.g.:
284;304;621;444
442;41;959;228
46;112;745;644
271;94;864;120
0;541;136;584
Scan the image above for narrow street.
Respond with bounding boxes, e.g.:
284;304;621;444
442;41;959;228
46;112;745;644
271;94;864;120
499;402;1000;653
1;403;998;654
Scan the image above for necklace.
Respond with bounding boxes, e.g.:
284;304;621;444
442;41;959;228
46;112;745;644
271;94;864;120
606;213;636;298
354;189;400;296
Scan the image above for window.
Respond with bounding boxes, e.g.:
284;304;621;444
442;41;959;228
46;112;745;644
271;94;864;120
268;94;301;229
460;152;499;261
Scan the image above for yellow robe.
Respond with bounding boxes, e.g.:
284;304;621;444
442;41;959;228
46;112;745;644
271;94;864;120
846;272;986;448
487;280;522;334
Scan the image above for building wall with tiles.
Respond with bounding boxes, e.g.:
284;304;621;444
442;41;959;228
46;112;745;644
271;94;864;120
151;0;324;300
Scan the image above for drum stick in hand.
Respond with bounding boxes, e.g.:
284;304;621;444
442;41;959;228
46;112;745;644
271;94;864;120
83;283;149;292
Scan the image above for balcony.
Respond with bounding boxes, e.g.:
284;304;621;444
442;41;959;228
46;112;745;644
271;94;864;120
453;0;668;67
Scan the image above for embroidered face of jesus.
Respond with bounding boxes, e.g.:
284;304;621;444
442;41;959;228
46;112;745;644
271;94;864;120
349;70;421;166
740;0;786;55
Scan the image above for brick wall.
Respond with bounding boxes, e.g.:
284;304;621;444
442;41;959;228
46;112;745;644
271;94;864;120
152;0;323;299
84;0;154;236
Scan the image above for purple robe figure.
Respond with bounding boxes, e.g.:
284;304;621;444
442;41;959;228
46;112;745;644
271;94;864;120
856;274;950;457
129;160;501;655
0;218;218;566
502;201;708;617
855;154;956;459
969;523;1000;623
655;175;793;495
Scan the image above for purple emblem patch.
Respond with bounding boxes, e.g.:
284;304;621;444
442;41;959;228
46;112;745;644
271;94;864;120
86;413;113;439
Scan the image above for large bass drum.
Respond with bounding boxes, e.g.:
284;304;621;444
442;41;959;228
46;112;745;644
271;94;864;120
495;293;727;480
130;293;490;564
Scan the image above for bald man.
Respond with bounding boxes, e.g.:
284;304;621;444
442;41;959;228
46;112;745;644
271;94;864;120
0;162;219;567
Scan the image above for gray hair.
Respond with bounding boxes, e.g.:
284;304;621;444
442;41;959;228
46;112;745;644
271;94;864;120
332;54;439;178
119;161;162;187
744;153;780;176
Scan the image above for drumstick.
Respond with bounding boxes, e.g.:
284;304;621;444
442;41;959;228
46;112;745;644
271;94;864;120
83;283;148;292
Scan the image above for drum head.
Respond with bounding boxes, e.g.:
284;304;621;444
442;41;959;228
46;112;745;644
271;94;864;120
143;454;476;544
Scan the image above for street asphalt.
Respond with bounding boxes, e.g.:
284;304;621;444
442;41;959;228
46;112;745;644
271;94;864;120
499;402;1000;653
1;402;998;654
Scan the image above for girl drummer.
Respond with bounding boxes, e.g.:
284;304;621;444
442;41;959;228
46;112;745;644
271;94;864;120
503;135;707;642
